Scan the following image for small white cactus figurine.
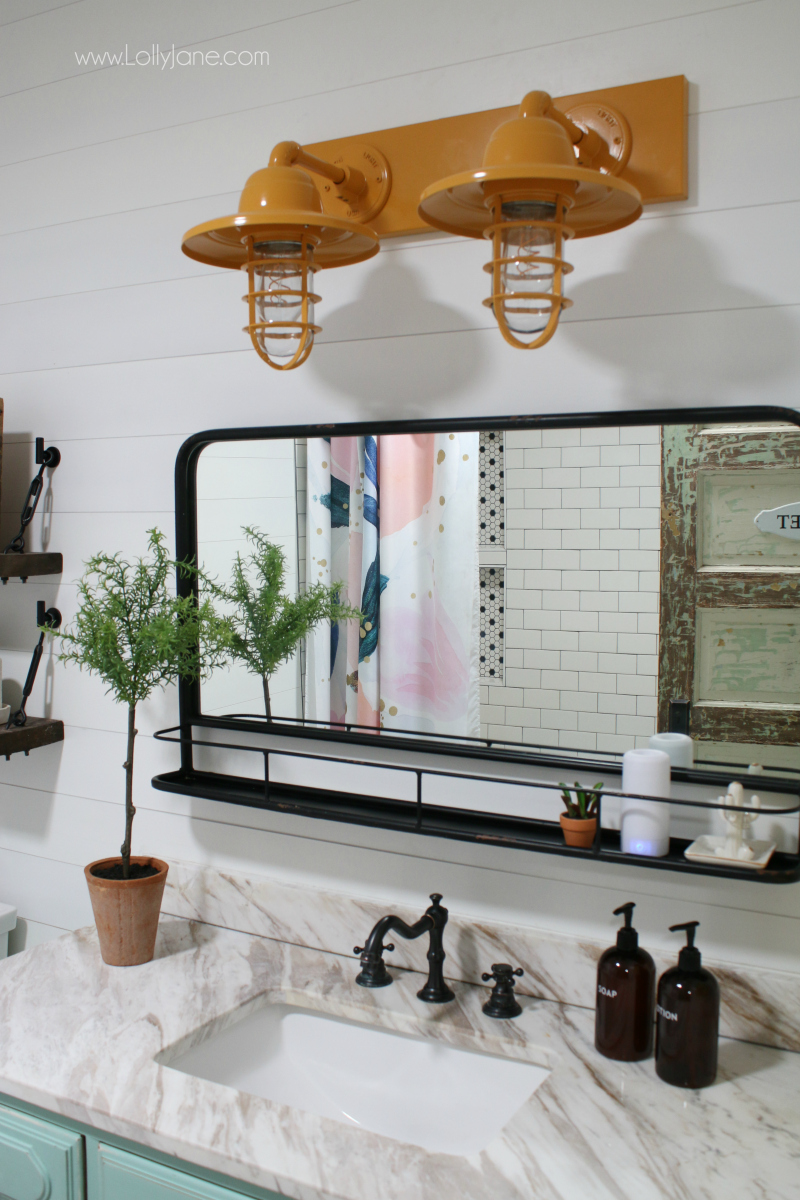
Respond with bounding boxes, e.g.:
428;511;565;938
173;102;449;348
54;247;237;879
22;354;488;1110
716;781;761;861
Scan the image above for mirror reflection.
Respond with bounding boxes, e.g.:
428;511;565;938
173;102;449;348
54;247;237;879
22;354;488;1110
196;421;800;770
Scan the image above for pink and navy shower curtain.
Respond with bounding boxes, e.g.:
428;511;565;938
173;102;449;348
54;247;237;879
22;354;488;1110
304;432;480;738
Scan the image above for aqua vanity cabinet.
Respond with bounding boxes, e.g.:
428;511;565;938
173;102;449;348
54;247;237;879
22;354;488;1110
0;1100;283;1200
0;1104;83;1200
90;1144;269;1200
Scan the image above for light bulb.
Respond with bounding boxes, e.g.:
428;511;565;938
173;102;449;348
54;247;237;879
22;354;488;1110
494;201;557;338
249;240;317;361
482;194;573;350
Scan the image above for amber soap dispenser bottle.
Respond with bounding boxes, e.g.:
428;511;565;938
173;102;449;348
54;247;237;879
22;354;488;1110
595;902;656;1061
656;921;719;1088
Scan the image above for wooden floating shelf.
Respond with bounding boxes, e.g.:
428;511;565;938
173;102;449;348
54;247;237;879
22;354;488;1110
0;717;64;758
0;553;63;582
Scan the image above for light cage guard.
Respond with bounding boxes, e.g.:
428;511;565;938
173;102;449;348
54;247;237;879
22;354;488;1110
482;193;574;350
242;235;322;371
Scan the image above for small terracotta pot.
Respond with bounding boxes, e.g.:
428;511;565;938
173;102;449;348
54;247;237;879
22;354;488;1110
559;814;597;849
85;856;169;967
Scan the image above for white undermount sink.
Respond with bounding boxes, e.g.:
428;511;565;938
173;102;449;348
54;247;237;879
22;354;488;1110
168;1003;550;1156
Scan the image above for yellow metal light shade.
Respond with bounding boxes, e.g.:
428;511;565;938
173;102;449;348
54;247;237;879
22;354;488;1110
181;165;380;270
182;151;379;370
418;91;642;349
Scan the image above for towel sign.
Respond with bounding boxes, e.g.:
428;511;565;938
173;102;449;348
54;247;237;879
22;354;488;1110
754;502;800;540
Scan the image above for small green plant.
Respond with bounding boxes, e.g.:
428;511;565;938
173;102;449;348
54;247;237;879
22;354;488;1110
559;781;604;820
53;530;228;879
202;526;362;720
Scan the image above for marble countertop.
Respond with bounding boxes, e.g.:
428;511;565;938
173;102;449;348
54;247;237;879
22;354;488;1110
0;917;798;1200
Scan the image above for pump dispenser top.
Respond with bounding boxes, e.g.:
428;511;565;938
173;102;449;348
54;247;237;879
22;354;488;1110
656;920;719;1088
671;920;702;971
595;901;655;1062
614;902;639;952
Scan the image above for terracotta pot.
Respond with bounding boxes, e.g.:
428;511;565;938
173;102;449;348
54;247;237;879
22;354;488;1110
85;856;169;966
559;814;597;849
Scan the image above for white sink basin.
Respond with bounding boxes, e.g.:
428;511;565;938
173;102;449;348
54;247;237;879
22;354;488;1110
168;1003;550;1156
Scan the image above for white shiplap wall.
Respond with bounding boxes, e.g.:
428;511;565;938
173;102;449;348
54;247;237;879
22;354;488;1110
2;0;800;970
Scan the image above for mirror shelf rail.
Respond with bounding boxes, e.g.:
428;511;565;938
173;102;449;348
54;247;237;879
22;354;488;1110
178;710;800;787
152;724;800;884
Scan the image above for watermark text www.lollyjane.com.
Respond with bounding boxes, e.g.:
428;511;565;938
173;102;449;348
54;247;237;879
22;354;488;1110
75;45;268;69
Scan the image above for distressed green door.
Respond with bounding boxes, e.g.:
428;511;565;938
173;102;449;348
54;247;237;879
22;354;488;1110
659;422;800;744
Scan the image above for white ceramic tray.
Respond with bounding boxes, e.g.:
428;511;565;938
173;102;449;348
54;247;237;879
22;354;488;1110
684;835;776;871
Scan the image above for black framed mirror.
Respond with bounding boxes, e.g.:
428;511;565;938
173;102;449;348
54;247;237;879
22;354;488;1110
153;405;800;882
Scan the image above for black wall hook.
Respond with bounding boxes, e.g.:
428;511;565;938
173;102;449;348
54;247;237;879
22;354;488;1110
37;600;62;630
36;439;61;470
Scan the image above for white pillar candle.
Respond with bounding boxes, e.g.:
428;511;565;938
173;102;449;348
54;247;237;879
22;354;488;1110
621;747;671;858
649;732;693;768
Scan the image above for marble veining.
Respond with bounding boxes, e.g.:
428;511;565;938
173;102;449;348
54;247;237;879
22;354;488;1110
0;919;799;1200
162;859;800;1052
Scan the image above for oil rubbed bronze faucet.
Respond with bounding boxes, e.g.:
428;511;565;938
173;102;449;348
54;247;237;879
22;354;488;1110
354;893;455;1003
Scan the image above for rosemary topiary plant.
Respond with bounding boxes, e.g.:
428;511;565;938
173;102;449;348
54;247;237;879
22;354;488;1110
202;526;362;719
54;529;227;880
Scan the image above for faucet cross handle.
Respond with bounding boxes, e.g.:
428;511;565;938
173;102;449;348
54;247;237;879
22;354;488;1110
354;937;395;988
481;963;524;1020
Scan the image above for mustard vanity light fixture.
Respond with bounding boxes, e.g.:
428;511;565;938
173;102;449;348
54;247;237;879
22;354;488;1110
181;141;389;370
418;91;642;350
181;76;687;369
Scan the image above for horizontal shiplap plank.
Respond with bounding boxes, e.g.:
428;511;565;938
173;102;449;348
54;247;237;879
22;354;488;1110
0;193;230;305
0;0;354;97
2;201;800;372
0;848;93;928
4;9;800;238
0;1;83;28
0;507;175;585
0;431;179;513
0;647;155;731
0;587;70;652
2;186;799;325
0;273;247;375
1;1;776;162
1;303;798;434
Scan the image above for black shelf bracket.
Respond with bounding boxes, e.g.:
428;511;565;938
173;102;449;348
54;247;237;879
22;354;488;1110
3;437;61;559
6;602;62;729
